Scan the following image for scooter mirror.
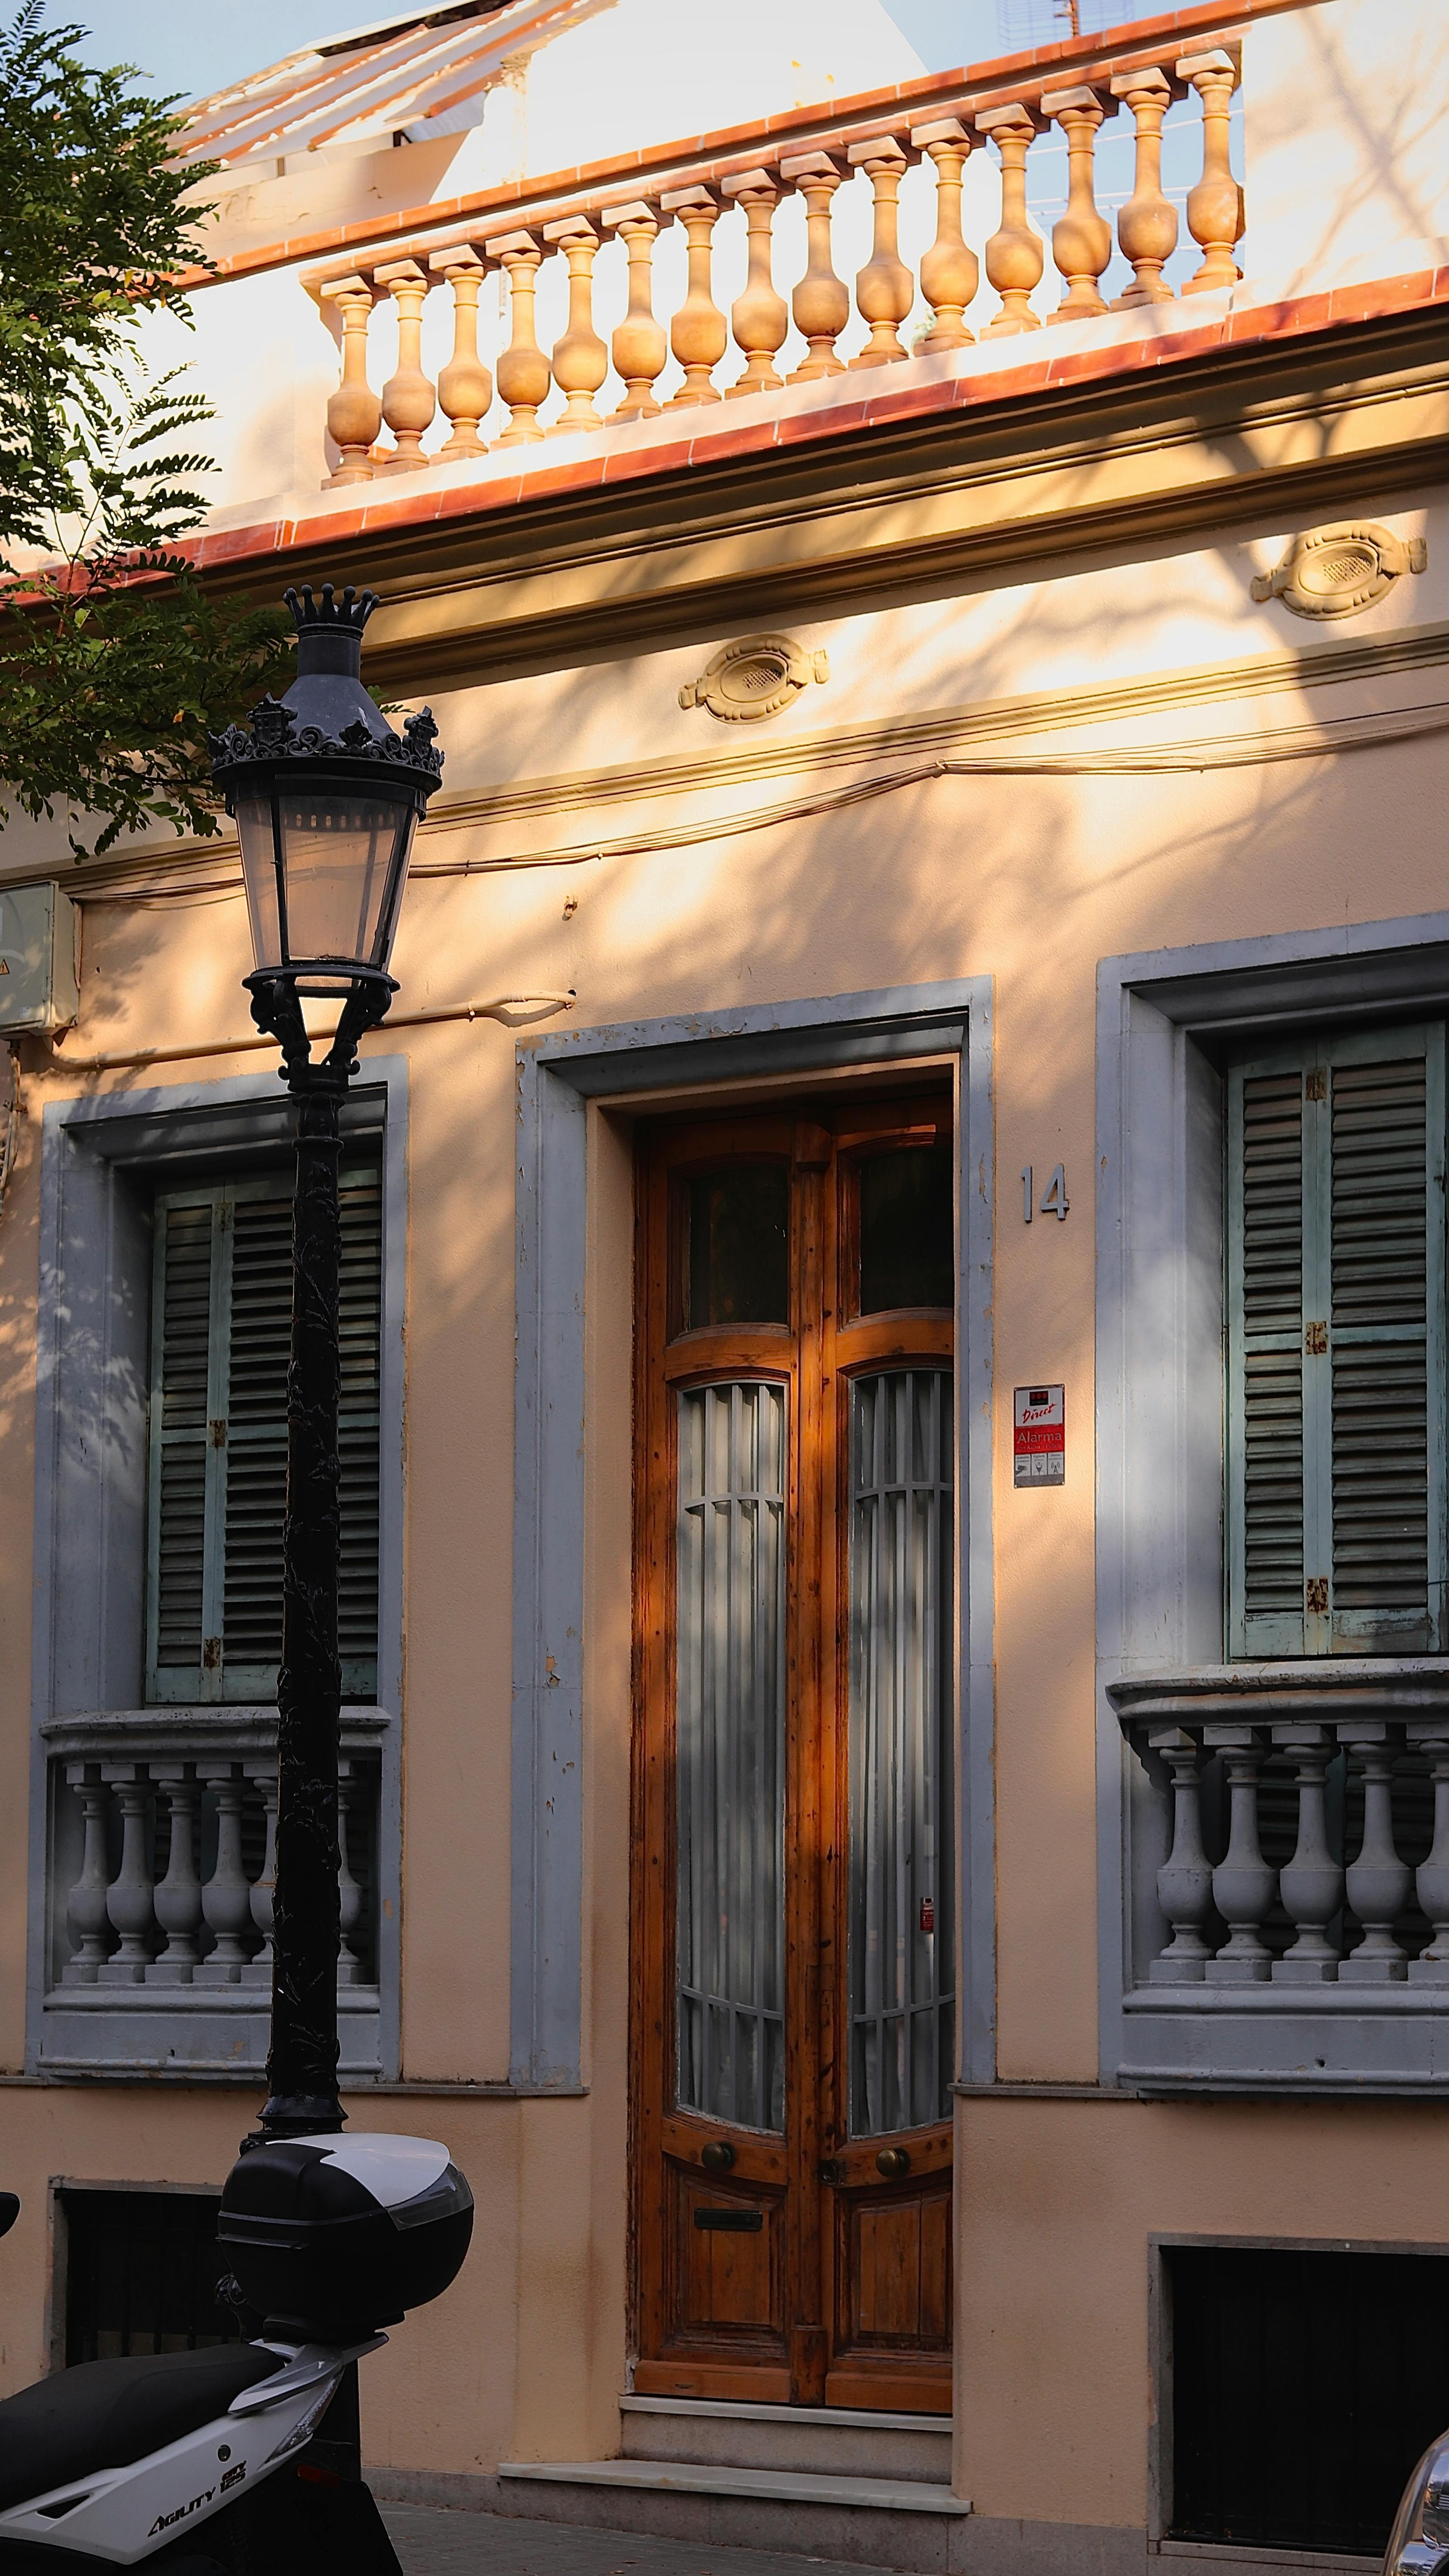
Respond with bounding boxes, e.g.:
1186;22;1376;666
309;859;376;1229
0;2195;20;2241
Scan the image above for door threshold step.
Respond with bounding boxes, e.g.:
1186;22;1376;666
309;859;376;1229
498;2461;971;2514
621;2396;945;2433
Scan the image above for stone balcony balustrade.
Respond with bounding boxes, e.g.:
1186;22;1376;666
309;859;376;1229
38;1708;386;2076
301;37;1243;485
1110;1665;1449;1994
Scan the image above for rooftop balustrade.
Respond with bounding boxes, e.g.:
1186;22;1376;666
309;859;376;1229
300;39;1243;485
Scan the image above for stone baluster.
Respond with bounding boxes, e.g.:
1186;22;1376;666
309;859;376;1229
1409;1731;1449;1982
847;133;917;368
320;276;382;487
975;104;1045;337
63;1764;114;1984
661;187;726;406
1042;85;1114;321
1178;49;1244;293
779;152;849;381
1146;1726;1215;1983
337;1758;366;1989
491;232;550;445
911;118;978;352
1111;69;1181;307
148;1765;204;1985
544;218;608;434
1340;1725;1411;1982
428;244;492;459
722;170;789;398
373;260;437;471
1271;1728;1345;1983
98;1765;156;1985
603;201;668;420
197;1762;255;1984
244;1759;278;1988
1204;1728;1276;1982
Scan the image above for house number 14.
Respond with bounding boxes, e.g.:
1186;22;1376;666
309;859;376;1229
1022;1164;1069;1222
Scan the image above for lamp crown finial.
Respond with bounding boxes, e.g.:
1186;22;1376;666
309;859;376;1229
284;581;380;636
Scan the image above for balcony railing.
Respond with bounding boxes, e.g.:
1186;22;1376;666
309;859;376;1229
38;1708;385;2075
1111;1666;1449;1993
301;40;1242;484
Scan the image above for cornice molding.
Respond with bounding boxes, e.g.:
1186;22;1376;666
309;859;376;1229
243;312;1449;693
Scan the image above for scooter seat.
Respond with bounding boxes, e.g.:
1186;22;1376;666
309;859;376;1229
0;2344;285;2513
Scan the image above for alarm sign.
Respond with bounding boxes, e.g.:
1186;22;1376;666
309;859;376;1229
1014;1385;1064;1486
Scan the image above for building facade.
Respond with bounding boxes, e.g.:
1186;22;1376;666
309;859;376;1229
2;0;1449;2566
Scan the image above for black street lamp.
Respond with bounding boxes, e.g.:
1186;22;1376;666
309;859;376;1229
210;581;442;2142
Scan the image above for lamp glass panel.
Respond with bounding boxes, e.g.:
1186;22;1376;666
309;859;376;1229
235;794;283;975
275;791;411;969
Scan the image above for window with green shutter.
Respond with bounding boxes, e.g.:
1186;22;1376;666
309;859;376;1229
146;1165;383;1703
1226;1024;1448;1656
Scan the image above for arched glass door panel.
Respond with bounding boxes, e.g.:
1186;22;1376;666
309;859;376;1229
848;1367;955;2138
676;1379;788;2134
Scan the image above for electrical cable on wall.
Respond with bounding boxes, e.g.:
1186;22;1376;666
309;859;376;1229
53;694;1449;914
41;695;1441;1075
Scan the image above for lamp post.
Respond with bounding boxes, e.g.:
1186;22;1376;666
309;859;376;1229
210;581;442;2142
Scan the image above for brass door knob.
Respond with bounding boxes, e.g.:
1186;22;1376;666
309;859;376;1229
875;2146;911;2178
701;2139;736;2172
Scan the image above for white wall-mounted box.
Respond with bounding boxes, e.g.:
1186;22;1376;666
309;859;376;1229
0;882;79;1033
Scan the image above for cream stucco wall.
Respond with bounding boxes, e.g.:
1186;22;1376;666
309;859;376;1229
190;0;926;361
514;0;924;180
1242;0;1449;298
954;2095;1449;2531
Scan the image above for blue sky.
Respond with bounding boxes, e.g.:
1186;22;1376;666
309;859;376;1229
78;1;1079;104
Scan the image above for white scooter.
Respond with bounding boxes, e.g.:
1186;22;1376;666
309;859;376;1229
0;2132;473;2572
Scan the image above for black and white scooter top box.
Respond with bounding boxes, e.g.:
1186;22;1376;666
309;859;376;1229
218;2132;474;2336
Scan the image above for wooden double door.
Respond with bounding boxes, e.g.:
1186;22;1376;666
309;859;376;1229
632;1093;956;2413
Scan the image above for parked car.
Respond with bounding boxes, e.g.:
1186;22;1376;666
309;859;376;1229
1385;2434;1449;2576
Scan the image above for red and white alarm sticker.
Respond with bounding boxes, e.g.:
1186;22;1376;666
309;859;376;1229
1014;1384;1064;1487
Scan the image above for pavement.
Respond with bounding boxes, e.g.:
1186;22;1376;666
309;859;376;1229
381;2505;895;2576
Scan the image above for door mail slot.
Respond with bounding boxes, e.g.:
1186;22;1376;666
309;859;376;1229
693;2208;763;2232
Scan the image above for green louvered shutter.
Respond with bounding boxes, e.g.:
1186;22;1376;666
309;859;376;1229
221;1191;292;1675
146;1167;383;1702
337;1170;383;1671
1227;1026;1447;1656
151;1203;220;1677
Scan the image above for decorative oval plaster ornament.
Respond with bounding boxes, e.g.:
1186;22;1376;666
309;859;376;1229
679;634;830;722
1250;522;1427;620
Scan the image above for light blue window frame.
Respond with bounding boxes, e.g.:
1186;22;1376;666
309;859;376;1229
511;980;995;2096
28;1064;406;2083
1097;915;1449;2097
